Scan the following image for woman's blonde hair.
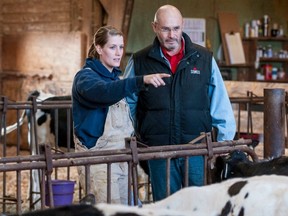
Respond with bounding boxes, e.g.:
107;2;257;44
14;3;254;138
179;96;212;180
87;25;124;59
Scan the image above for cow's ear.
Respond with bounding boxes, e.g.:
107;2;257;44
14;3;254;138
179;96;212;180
214;155;227;180
215;154;226;169
80;193;96;205
37;114;47;126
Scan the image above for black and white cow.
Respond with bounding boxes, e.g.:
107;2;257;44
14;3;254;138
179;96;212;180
10;204;190;216
1;90;74;209
11;175;288;216
1;90;73;151
211;149;288;183
25;90;74;152
144;174;288;216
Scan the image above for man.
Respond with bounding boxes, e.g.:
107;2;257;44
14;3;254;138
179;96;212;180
123;5;236;201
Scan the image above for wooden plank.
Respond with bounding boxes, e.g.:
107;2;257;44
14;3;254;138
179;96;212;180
225;32;246;64
218;12;242;65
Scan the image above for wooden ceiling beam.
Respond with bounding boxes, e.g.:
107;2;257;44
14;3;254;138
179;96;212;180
99;0;133;40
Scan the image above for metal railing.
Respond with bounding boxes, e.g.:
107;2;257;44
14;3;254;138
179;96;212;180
0;94;264;214
0;134;256;214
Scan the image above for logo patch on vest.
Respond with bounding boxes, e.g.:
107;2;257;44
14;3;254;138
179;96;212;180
190;67;200;75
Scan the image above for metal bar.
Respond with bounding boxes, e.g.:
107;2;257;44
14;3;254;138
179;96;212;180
184;157;189;187
40;144;54;208
0;143;258;172
130;137;139;206
16;110;21;155
16;170;21;214
237;103;241;139
107;163;111;203
264;88;286;158
2;96;8;213
127;161;132;205
205;132;213;184
166;158;170;197
40;169;46;209
85;165;91;195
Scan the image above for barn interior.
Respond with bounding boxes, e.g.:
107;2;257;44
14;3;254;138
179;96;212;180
1;0;288;214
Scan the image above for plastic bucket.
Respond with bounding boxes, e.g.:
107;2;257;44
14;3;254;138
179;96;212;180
45;180;75;207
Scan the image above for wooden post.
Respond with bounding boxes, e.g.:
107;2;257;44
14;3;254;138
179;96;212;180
264;88;285;158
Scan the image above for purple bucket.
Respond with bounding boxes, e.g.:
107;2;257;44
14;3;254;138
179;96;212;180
45;180;75;207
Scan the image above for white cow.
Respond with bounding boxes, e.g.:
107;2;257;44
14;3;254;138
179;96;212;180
141;175;288;216
14;175;288;216
13;203;189;216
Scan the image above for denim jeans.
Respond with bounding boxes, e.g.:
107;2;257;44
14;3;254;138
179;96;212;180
148;156;204;201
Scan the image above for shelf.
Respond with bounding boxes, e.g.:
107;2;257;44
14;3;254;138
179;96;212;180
218;63;254;68
220;34;288;81
259;58;288;62
256;79;288;83
243;37;288;41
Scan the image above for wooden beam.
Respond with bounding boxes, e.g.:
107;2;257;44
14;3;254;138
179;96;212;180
122;0;134;42
98;0;134;38
99;0;126;31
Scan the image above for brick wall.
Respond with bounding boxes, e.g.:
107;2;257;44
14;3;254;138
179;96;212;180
0;0;130;147
0;0;85;100
0;0;130;100
1;0;74;34
0;0;86;147
0;0;2;72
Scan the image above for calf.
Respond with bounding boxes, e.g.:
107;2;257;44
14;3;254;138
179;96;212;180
212;150;288;182
1;90;74;151
25;90;74;152
143;175;288;216
11;204;190;216
1;90;74;209
12;175;288;216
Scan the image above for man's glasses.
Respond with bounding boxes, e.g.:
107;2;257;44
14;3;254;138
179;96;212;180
154;22;181;33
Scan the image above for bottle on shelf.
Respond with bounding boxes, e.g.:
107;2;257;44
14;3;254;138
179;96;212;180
278;25;284;37
262;64;272;80
272;67;278;80
263;15;270;37
267;45;273;58
244;22;250;38
271;23;279;37
277;67;285;80
256;45;263;58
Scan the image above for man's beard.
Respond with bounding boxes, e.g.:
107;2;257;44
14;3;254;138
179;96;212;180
164;39;179;51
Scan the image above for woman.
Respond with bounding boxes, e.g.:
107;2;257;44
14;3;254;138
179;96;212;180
72;25;169;204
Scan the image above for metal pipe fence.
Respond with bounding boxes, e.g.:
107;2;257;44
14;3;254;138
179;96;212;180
0;135;256;215
0;94;266;214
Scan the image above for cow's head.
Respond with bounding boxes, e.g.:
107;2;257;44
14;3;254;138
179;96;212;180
212;150;251;182
26;90;74;150
26;90;55;122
